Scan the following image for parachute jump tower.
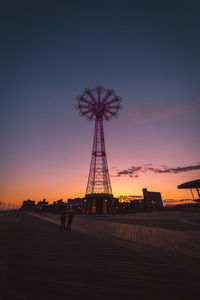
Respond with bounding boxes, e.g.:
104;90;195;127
76;86;122;214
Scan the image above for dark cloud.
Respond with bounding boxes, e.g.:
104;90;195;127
152;165;200;174
117;166;142;176
116;164;200;177
163;199;193;204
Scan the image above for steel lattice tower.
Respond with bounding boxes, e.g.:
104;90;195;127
76;86;122;214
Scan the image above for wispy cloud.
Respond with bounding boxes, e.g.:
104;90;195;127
117;166;142;176
115;163;200;177
163;199;178;204
148;165;200;174
126;101;200;125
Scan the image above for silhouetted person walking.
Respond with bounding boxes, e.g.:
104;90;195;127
66;212;73;232
60;212;66;231
15;210;20;224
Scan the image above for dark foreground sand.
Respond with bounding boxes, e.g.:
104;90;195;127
1;212;200;300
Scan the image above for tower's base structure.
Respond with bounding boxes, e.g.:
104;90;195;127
84;194;115;214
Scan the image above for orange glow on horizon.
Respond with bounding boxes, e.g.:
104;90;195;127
1;171;199;208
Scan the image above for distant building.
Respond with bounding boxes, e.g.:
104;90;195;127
38;199;49;207
21;199;35;210
119;195;143;203
53;199;65;205
113;197;119;206
142;188;163;210
130;199;143;210
51;199;68;211
67;197;84;208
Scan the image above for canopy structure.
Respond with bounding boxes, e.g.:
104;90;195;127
178;179;200;201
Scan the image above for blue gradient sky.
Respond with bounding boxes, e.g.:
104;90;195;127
1;0;200;206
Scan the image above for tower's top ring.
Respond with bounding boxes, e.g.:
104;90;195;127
76;86;122;121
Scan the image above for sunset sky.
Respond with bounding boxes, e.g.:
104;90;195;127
1;0;200;207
